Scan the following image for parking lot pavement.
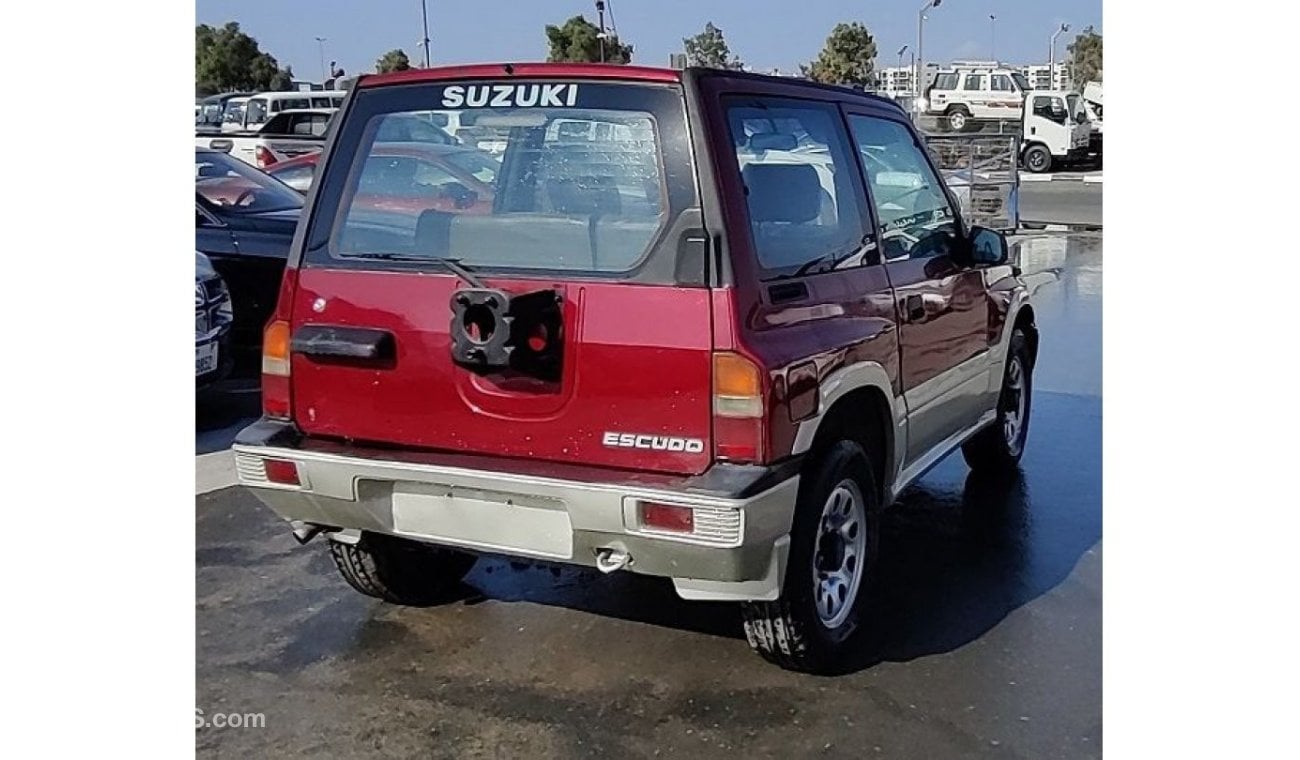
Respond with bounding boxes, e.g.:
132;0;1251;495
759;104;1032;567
1019;181;1103;229
196;234;1102;758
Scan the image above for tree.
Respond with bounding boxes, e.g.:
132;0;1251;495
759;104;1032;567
800;22;878;87
1067;26;1103;88
545;15;633;64
195;22;294;96
683;22;743;70
376;49;412;74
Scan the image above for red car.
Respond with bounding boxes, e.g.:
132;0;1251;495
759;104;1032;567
268;142;497;216
235;64;1035;673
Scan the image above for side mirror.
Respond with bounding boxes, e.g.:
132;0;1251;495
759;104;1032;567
968;226;1009;266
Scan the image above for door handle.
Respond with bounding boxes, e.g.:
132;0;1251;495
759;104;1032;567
904;295;925;322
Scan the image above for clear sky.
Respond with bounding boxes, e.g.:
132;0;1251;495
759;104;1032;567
196;0;1102;82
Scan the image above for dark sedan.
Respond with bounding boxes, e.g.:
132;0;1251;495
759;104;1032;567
195;149;302;376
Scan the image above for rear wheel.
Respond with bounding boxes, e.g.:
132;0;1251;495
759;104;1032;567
963;328;1033;473
1023;144;1053;173
946;106;972;132
329;532;477;606
741;441;880;673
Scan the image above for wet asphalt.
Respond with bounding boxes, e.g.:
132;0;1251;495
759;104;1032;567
196;233;1102;759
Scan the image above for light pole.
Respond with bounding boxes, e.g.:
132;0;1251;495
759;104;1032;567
1050;23;1070;90
595;1;608;63
314;37;327;82
419;0;431;67
896;45;908;94
917;0;943;103
989;15;996;61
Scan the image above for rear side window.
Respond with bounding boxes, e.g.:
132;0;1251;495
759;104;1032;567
309;81;695;279
724;97;871;278
933;73;959;91
963;75;985;91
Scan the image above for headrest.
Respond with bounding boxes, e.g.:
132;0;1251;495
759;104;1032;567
742;163;822;224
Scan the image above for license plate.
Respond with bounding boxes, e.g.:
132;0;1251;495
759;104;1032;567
391;484;573;559
196;342;218;376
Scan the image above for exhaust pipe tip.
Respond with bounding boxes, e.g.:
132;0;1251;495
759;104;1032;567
290;521;327;545
594;547;631;574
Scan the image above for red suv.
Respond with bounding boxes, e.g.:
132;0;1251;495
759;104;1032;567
235;63;1037;673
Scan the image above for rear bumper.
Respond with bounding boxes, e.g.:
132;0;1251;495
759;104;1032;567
233;419;802;601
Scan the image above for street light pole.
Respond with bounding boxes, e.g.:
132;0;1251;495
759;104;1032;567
314;37;327;82
989;15;996;62
1050;23;1070;90
595;1;607;63
420;0;431;67
917;0;943;103
896;45;908;94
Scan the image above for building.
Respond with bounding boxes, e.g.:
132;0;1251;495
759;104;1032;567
1020;62;1072;91
874;65;917;97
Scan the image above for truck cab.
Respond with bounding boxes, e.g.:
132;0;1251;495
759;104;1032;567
1021;90;1092;173
233;64;1038;673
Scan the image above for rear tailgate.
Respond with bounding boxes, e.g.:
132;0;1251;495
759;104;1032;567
290;271;714;474
287;74;716;475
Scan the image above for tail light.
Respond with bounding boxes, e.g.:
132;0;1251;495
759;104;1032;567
712;352;766;463
261;267;299;420
255;145;277;169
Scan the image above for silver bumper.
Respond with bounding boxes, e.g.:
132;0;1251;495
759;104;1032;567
233;444;799;602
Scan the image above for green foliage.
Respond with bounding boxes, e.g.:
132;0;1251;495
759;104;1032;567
802;22;878;87
376;49;412;74
1067;26;1103;88
683;22;743;70
545;15;633;64
195;22;293;96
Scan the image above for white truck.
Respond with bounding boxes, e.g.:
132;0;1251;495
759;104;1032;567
196;109;335;170
1020;90;1092;173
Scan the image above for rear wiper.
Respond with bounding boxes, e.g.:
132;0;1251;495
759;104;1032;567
347;252;486;288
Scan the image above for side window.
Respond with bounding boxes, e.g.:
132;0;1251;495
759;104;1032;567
963;75;985;91
1032;96;1067;124
934;73;959;91
245;99;268;125
848;115;958;262
725;98;871;278
990;75;1012;92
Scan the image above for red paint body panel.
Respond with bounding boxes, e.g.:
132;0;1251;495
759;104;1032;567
289;269;715;475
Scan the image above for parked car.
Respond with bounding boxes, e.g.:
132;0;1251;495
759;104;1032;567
924;61;1032;131
196;252;234;389
219;90;346;133
195;149;302;375
266;142;497;212
197;109;336;170
197;92;255;134
233;64;1037;674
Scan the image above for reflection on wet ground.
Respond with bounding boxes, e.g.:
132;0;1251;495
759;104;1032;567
197;233;1102;758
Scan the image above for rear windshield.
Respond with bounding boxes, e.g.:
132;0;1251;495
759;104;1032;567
306;81;693;278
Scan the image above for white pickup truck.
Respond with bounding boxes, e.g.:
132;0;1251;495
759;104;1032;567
195;109;334;170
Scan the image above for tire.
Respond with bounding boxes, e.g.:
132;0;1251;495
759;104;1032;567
946;106;972;132
1023;144;1052;174
963;328;1033;473
329;532;477;607
741;440;880;673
